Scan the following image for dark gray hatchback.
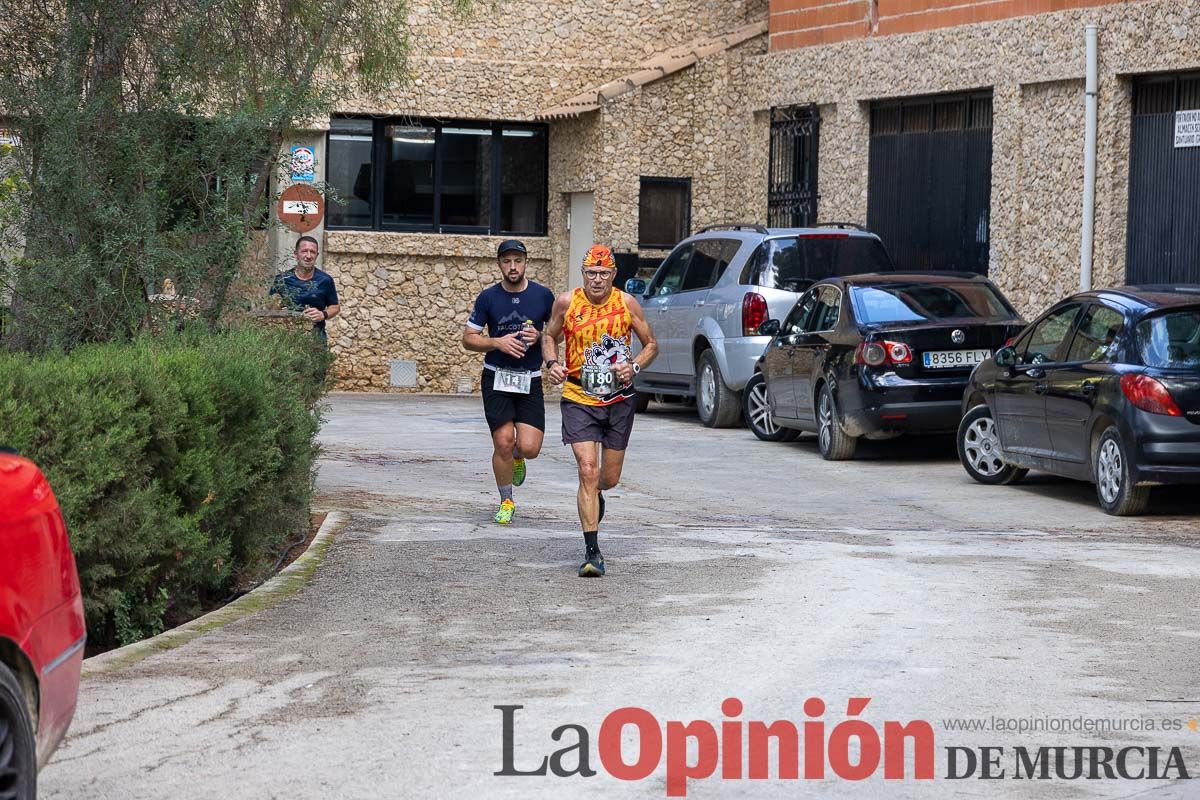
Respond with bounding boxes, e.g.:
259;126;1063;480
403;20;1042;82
958;286;1200;515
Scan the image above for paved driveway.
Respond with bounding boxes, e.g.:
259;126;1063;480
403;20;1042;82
41;394;1200;798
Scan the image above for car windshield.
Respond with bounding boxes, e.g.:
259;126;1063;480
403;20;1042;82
850;282;1013;324
754;236;893;291
1137;308;1200;368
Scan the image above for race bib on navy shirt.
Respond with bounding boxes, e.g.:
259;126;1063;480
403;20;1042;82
467;282;555;372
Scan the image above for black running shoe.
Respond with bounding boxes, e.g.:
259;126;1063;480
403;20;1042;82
598;492;605;524
578;547;605;577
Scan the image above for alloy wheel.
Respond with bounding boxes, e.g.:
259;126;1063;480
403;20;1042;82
747;380;778;436
963;416;1004;478
1097;438;1122;504
818;390;832;453
699;363;716;419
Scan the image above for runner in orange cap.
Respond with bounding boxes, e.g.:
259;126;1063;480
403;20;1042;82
543;244;658;576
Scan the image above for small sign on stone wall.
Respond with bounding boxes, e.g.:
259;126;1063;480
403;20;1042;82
1175;110;1200;148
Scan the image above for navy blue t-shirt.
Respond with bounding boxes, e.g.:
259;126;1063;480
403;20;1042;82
269;268;340;336
467;281;555;372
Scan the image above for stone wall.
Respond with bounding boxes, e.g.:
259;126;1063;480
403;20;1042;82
320;25;770;391
322;232;553;392
747;0;1200;315
1010;80;1087;311
338;0;768;120
548;111;604;286
581;34;770;256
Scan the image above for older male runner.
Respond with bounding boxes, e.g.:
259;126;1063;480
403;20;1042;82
543;244;657;577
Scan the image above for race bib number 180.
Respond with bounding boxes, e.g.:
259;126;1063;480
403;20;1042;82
580;364;616;397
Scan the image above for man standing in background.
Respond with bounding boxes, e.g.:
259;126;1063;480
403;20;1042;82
269;236;340;339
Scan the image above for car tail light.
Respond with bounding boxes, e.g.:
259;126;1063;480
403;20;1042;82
798;233;849;239
743;292;768;336
855;340;912;367
1004;337;1016;347
1120;373;1182;416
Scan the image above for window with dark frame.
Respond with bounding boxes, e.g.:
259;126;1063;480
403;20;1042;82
325;117;547;236
327;118;375;228
639;177;691;249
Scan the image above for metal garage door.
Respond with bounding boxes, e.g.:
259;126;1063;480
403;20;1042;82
867;92;993;273
1127;73;1200;285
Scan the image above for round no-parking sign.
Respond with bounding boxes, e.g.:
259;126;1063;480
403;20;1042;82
277;184;324;233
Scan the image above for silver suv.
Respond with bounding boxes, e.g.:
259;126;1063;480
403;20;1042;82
627;223;895;426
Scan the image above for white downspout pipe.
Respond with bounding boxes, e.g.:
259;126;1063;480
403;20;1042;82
1081;24;1098;291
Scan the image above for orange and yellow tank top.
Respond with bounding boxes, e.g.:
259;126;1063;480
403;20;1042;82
562;288;635;407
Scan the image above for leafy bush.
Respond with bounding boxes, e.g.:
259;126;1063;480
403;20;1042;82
0;326;331;649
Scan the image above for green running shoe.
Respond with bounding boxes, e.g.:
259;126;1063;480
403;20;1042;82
512;458;527;487
494;499;515;525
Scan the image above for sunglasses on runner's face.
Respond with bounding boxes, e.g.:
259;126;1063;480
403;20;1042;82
583;270;614;280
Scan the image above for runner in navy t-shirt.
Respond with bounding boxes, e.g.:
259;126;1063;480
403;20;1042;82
462;240;555;525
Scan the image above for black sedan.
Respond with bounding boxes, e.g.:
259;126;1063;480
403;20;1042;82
744;273;1024;459
958;286;1200;515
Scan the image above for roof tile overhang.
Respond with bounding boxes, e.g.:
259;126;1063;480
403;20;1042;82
536;19;767;120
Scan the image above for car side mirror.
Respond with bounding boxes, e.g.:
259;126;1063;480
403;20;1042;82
624;278;647;296
758;319;781;337
994;346;1017;367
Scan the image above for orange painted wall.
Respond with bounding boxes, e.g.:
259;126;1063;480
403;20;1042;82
770;0;1138;50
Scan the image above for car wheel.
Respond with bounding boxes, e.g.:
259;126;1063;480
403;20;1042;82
743;373;800;442
634;392;651;413
957;405;1028;486
696;350;741;428
0;662;36;800
817;383;857;460
1094;426;1150;516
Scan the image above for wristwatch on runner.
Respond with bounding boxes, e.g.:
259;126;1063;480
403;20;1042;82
545;359;559;370
631;362;641;375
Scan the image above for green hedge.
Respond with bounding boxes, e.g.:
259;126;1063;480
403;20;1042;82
0;327;331;649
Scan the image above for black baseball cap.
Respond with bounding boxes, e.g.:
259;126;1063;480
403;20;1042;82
497;239;527;257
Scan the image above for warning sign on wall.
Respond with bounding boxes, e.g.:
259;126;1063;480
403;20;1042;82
277;184;324;233
1175;110;1200;148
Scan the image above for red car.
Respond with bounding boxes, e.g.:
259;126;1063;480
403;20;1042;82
0;452;86;796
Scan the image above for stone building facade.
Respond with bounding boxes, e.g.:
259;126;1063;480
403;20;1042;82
274;0;769;392
271;0;1200;392
755;0;1200;315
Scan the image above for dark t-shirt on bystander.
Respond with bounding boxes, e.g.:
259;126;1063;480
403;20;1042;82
269;268;340;337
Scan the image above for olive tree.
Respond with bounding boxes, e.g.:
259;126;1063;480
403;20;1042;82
0;0;468;351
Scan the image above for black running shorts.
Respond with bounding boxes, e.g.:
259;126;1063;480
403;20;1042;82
560;398;636;451
480;369;546;433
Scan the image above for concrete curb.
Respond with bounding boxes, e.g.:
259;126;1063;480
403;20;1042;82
81;511;350;678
